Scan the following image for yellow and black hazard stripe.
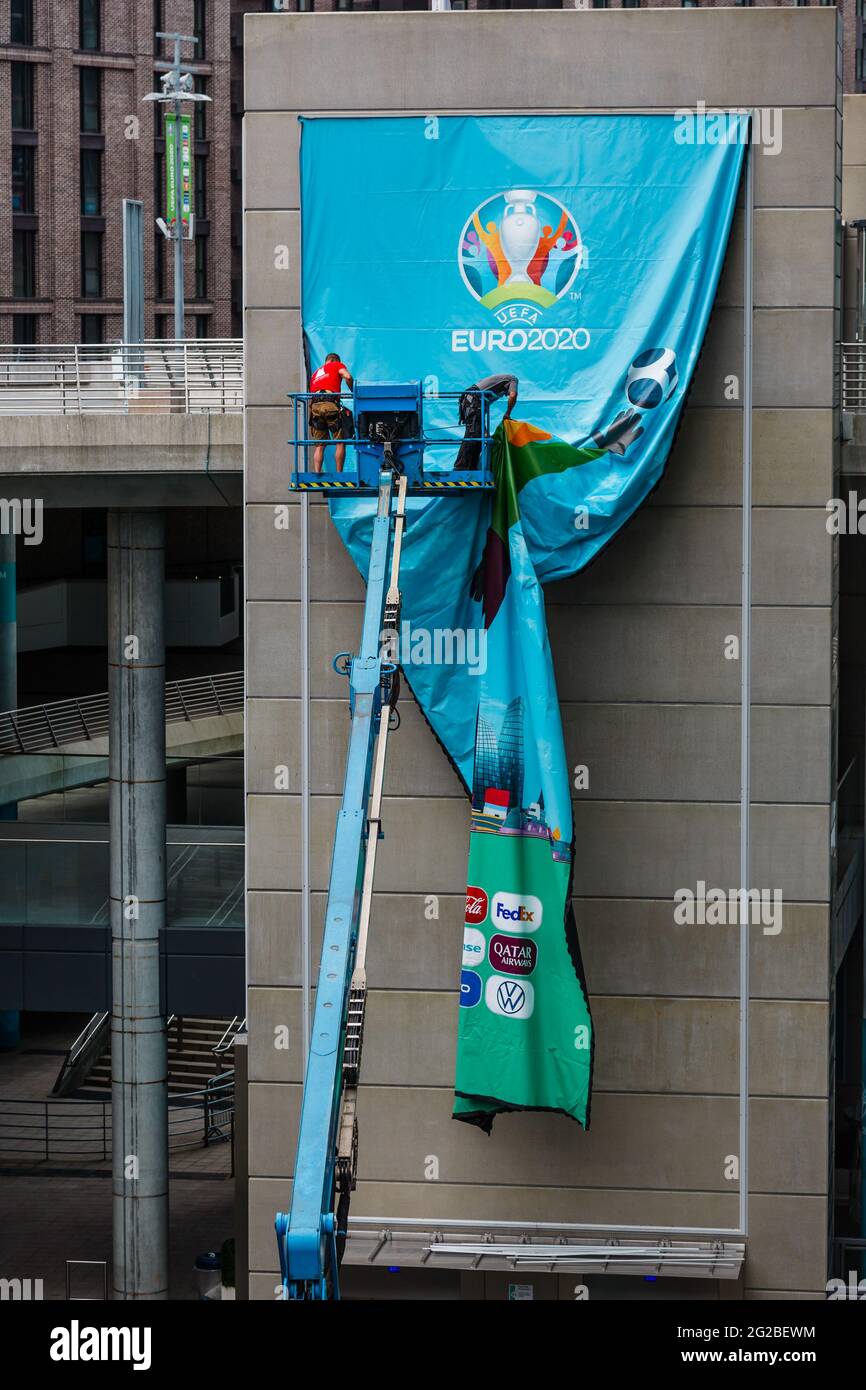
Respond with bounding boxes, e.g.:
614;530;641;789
291;479;359;490
420;479;487;489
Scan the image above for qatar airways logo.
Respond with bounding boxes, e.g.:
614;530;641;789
491;892;542;933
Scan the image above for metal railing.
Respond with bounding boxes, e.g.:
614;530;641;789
842;342;866;412
0;1073;235;1162
52;1011;110;1096
0;339;243;415
214;1016;246;1055
289;387;495;486
0;670;243;755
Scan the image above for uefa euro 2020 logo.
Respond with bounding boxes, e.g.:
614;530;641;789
458;189;583;327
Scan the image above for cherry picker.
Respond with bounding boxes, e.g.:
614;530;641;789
276;381;493;1298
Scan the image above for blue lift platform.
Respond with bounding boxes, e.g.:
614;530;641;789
276;382;494;1298
288;380;495;492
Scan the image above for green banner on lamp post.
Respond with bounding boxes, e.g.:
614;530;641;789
164;112;192;236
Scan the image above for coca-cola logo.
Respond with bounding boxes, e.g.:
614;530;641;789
489;934;537;976
465;885;489;924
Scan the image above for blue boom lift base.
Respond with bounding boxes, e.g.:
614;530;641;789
277;381;496;1298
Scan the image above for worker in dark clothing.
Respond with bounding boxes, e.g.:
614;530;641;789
308;352;354;473
454;372;519;471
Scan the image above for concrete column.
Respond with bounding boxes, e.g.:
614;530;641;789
0;532;19;1046
0;531;15;715
108;510;168;1301
0;531;17;825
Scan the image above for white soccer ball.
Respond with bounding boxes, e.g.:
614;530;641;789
625;347;678;409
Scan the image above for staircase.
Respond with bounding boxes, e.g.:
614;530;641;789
80;1016;243;1095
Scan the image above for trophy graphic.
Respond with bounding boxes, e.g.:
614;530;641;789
499;189;541;286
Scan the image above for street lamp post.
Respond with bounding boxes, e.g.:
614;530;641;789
143;33;211;342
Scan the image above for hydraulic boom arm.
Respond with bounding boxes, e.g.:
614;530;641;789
276;469;407;1299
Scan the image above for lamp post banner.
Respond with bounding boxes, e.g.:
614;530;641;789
164;112;192;235
300;113;747;1130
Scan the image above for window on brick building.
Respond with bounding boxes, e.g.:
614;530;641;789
155;313;170;339
195;154;206;219
154;151;167;297
12;229;36;297
196;315;209;339
297;0;313;12
11;63;34;129
195;235;208;299
79;0;101;51
153;0;164;57
80;148;101;215
12;144;35;213
336;0;353;9
622;0;641;7
80;314;104;343
193;0;207;59
155;232;165;299
194;76;207;140
80;68;101;131
10;0;33;46
81;231;103;297
13;314;37;345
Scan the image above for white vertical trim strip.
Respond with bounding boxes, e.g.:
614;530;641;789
738;124;755;1240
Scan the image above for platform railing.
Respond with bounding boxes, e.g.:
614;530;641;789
0;340;243;415
289;387;495;486
0;670;243;755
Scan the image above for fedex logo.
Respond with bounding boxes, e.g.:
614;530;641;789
491;892;542;933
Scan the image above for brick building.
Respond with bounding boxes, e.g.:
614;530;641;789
0;1;232;345
1;1;863;344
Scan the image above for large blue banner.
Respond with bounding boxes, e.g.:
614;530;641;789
300;114;745;1129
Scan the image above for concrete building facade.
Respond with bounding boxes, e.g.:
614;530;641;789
242;7;846;1299
250;0;861;100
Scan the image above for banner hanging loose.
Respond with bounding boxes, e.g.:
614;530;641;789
302;114;747;1131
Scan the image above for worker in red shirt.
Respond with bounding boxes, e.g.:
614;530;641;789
308;352;354;473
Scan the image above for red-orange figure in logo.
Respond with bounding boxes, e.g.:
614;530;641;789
473;211;511;286
527;209;569;286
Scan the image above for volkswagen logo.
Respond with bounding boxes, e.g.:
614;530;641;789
496;980;526;1014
